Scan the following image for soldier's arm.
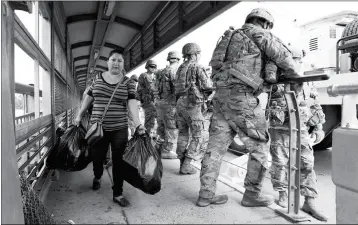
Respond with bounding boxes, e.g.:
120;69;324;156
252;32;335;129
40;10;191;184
197;65;213;91
152;71;160;101
246;26;298;76
136;74;145;102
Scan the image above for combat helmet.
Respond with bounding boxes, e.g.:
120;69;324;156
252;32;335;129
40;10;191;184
182;43;201;56
145;59;157;69
167;51;181;61
245;8;274;29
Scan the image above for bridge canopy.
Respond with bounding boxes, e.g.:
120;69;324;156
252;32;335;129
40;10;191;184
63;1;238;90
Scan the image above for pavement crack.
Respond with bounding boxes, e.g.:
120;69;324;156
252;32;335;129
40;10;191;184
121;209;130;224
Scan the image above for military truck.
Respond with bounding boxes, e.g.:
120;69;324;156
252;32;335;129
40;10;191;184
300;11;358;150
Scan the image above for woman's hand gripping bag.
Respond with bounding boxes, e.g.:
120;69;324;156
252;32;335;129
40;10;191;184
122;128;163;195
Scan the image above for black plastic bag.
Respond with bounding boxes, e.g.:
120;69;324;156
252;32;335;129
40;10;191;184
46;124;91;172
46;127;66;169
122;128;163;195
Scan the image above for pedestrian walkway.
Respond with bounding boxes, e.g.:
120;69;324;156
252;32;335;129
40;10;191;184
44;158;325;224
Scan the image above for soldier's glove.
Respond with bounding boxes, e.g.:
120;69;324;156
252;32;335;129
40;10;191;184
310;125;325;145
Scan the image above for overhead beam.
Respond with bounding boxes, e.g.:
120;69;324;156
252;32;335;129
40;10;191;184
75;69;87;75
96;65;107;70
86;1;106;85
73;55;89;62
67;13;96;24
71;41;92;49
71;41;124;51
91;2;120;78
66;13;142;31
73;55;108;63
114;16;142;30
75;64;88;70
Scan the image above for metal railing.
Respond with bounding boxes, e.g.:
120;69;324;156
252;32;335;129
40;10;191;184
328;83;358;129
15;112;43;125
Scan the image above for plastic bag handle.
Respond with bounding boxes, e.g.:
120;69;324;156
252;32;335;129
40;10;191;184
134;125;150;137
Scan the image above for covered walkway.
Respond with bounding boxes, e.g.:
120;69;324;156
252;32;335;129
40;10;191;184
44;159;290;224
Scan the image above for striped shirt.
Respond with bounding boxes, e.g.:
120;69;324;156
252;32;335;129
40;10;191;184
87;73;136;131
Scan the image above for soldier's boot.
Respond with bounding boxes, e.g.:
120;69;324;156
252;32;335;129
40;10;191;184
277;191;288;208
302;196;328;222
161;150;177;159
241;190;274;207
196;195;229;207
179;158;185;171
180;158;197;175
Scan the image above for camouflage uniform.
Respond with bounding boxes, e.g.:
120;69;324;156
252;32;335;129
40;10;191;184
269;82;326;198
175;62;213;162
199;23;299;200
155;64;179;154
128;74;139;137
137;68;159;136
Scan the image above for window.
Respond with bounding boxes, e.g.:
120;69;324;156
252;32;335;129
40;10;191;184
39;66;51;115
39;5;51;60
54;33;62;73
14;44;35;85
15;2;36;42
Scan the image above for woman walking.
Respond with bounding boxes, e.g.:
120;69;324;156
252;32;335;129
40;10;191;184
75;49;145;207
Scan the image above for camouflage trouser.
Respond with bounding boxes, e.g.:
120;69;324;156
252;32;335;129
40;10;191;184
199;90;270;199
142;102;157;137
269;129;318;198
197;110;212;161
157;101;178;153
176;97;208;160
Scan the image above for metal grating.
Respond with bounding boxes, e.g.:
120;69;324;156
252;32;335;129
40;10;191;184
309;37;318;51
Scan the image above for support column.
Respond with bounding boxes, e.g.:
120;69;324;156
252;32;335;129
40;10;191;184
1;2;25;223
34;1;40;118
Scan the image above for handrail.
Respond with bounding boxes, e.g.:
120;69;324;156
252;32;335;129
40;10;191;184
15;112;43;125
327;83;358;129
327;84;358;97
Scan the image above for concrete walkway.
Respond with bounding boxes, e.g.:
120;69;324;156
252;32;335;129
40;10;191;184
44;158;319;224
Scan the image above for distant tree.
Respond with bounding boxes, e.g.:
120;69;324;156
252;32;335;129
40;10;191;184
15;94;24;110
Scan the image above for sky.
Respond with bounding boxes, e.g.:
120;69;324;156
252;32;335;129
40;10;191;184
13;1;358;86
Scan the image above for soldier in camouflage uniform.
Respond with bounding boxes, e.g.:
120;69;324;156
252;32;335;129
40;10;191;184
155;51;181;159
197;8;302;208
175;43;213;175
128;74;139;138
137;60;159;138
268;46;327;221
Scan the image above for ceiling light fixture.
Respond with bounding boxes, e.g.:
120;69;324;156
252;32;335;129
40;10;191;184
93;49;99;59
104;1;116;17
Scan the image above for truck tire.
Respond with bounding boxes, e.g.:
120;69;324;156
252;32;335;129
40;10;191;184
342;18;358;38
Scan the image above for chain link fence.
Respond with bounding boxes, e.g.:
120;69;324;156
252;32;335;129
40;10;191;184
20;172;56;224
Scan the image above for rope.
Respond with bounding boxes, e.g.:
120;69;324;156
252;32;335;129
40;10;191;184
226;146;289;168
220;157;289;187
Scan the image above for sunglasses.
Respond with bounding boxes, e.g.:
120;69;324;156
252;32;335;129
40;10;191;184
170;58;180;61
149;65;157;69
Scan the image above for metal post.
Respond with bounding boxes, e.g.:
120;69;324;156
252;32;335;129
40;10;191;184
1;2;25;223
275;83;310;222
34;1;40;118
50;2;56;141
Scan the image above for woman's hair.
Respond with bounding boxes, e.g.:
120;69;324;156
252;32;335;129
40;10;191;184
108;49;123;60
